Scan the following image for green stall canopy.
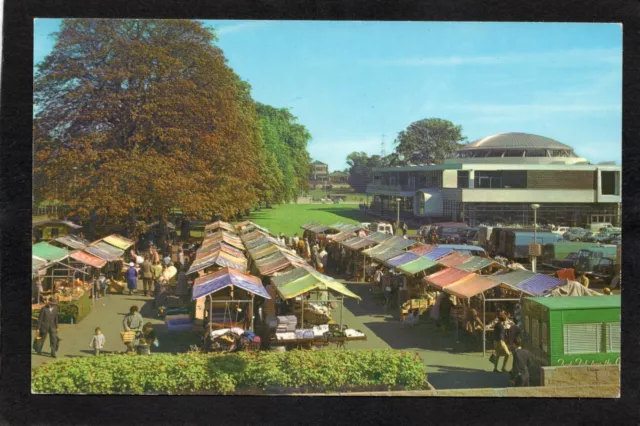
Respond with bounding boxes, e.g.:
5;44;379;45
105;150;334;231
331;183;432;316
32;242;70;262
397;257;438;275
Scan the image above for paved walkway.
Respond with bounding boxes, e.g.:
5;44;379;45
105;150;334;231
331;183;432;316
32;277;511;390
31;283;200;367
336;281;512;390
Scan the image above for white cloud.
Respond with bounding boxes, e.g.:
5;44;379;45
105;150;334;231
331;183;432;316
215;21;270;36
363;48;621;68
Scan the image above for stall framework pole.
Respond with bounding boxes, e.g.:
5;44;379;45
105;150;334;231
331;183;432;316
251;293;255;331
340;295;344;329
482;292;486;357
362;254;366;283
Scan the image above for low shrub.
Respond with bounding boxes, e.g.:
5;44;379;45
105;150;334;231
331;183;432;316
32;349;427;394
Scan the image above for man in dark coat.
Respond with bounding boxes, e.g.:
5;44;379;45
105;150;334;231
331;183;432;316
36;297;60;358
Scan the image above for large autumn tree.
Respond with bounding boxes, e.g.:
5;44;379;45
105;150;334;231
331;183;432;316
394;118;467;165
34;19;274;227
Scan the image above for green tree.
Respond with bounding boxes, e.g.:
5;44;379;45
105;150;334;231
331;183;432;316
256;103;311;202
394;118;467;164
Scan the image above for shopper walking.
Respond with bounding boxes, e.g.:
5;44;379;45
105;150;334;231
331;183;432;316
125;262;138;295
35;297;60;358
510;336;532;386
402;222;409;236
492;312;511;373
140;255;153;297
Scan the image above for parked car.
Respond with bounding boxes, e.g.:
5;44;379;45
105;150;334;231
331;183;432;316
459;227;479;245
436;244;487;257
550;252;579;269
574;246;617;274
564;227;590;241
504;230;564;259
589;222;614;233
552;226;570;236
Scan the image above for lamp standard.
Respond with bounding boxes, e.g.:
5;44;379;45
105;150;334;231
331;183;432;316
396;197;401;236
530;204;540;272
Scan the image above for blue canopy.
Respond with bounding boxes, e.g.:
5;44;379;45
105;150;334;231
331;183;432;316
515;274;563;296
192;267;270;300
424;247;454;260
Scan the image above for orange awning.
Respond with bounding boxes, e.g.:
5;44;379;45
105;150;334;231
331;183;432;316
409;244;437;255
423;267;474;290
443;274;501;299
71;250;107;269
437;252;473;267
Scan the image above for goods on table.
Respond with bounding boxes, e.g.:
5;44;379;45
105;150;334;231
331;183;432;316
344;329;365;338
108;279;126;294
276;315;297;333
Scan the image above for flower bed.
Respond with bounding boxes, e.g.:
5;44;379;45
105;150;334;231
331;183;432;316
31;349;427;394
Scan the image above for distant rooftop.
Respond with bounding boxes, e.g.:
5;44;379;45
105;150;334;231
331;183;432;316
455;132;578;159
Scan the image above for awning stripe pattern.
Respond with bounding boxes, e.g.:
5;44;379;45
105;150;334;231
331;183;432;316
192;267;270;300
423;267;474;290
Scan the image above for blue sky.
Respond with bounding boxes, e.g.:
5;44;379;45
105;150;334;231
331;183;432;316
34;19;622;171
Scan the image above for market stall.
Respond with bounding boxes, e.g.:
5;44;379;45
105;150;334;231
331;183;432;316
201;230;245;251
408;244;437;256
84;241;125;280
195;241;246;260
437;252;474;268
205;220;238;235
187;249;248;275
455;256;499;273
237;221;272;236
52;234;91;250
340;236;379;282
270;267;365;350
193;267;271;351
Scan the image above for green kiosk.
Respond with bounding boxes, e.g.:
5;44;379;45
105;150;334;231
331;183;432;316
522;295;620;384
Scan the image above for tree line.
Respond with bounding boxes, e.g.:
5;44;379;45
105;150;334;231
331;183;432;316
33;19;311;231
346;118;467;191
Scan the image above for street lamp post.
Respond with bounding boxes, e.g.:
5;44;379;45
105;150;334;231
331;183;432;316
530;204;540;273
396;198;401;236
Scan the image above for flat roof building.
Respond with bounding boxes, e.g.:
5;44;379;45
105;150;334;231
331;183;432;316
367;133;621;227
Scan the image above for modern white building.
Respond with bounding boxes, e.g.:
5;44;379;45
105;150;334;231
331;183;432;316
367;133;621;226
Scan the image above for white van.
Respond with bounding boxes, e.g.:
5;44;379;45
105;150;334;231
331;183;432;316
590;222;614;233
552;226;570;236
368;222;394;235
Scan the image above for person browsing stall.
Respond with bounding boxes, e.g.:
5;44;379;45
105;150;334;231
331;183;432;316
492;312;511;373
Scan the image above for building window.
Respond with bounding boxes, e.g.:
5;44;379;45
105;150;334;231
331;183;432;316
457;171;469;188
601;171;618;195
563;323;602;354
476;171;502;189
606;322;620;353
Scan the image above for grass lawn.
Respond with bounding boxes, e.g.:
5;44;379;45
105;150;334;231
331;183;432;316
241;203;372;236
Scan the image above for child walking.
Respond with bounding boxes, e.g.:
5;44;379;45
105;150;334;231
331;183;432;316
89;327;106;355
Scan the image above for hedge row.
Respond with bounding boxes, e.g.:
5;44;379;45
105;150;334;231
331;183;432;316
32;349;427;394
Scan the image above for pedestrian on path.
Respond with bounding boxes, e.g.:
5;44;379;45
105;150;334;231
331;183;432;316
510;336;532;386
402;222;408;236
125;262;138;295
140;255;153;297
35;297;59;358
492;312;511;373
89;327;106;355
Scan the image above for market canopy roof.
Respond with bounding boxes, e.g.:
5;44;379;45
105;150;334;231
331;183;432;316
515;274;563;296
32;256;49;274
328;223;363;233
396;256;438;275
102;234;135;250
341;236;377;250
272;267;361;300
202;231;245;251
456;256;497;272
423;267;474;290
192;267;270;300
54;235;90;250
196;242;246;260
443;274;502;299
437;252;473;268
84;242;124;261
366;232;394;243
238;222;272;235
249;243;296;261
244;234;283;250
327;231;356;243
301;221;321;230
423;247;454;261
528;294;619;310
69;250;108;269
487;270;537;287
32;242;70;262
409;244;437;256
385;252;420;268
377;236;416;251
187;250;248;275
254;251;307;276
32;219;83;229
205;220;237;234
308;224;331;234
372;248;407;263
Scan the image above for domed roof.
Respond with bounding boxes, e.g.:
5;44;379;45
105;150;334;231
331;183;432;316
459;133;573;151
